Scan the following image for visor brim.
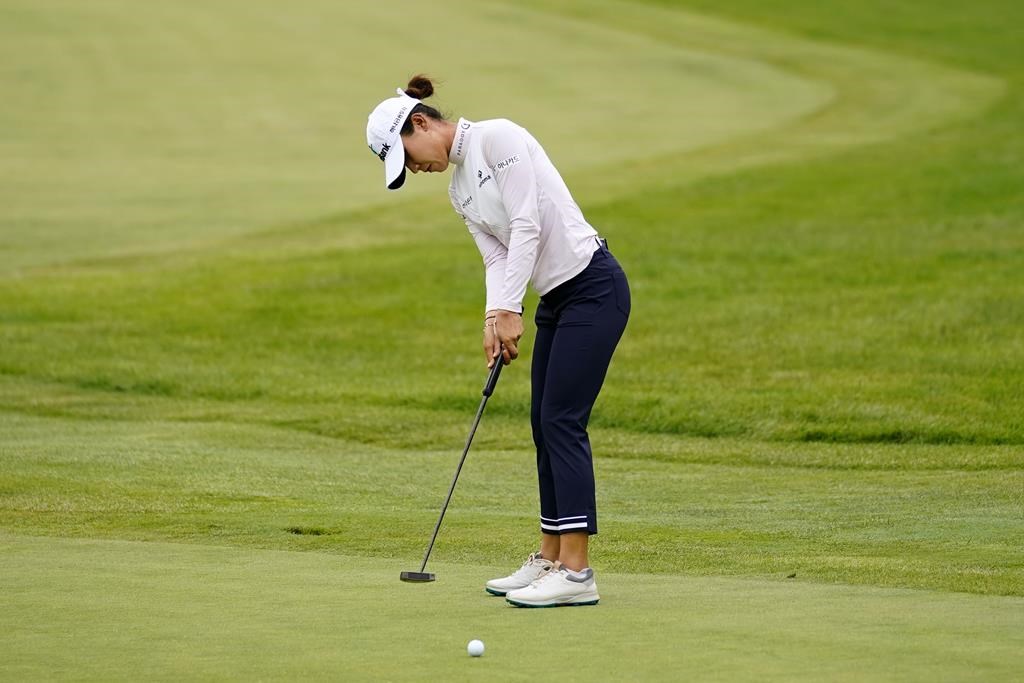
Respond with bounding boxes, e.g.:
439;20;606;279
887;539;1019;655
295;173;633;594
384;135;407;190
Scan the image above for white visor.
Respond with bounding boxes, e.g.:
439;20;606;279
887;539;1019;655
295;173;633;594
366;89;420;191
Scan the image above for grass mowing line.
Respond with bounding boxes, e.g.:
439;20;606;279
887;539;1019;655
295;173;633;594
5;0;1002;274
2;533;1022;681
2;381;1023;472
11;0;999;272
0;0;828;273
516;0;1005;201
210;0;1012;267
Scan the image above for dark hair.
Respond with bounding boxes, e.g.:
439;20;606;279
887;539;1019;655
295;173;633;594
400;74;447;135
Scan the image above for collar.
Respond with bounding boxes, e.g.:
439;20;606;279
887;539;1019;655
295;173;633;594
449;118;475;165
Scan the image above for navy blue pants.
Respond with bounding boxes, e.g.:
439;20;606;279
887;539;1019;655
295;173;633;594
532;238;630;536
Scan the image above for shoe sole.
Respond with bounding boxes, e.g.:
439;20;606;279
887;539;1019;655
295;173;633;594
505;598;600;608
484;587;509;597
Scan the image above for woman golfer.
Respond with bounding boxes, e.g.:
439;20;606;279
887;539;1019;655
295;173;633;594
366;76;630;607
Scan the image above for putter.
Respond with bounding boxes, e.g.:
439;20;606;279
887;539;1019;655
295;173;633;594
400;350;506;582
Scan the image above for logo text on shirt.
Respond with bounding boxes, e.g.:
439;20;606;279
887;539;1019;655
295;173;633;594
477;169;492;188
454;124;469;159
495;154;521;172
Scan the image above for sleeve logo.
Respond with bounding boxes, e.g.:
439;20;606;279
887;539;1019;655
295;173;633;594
495;154;521;171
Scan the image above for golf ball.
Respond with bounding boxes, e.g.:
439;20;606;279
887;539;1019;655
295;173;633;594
467;639;485;657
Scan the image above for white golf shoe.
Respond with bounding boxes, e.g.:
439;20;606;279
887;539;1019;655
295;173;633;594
485;552;555;596
505;561;600;607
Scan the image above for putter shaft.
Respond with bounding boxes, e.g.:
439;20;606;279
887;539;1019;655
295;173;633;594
417;354;505;574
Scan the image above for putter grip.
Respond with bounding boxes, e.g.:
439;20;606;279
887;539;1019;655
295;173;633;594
483;351;504;397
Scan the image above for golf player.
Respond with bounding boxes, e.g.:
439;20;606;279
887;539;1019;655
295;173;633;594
366;76;630;607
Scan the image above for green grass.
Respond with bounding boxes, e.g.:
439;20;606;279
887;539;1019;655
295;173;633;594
3;414;1020;596
5;534;1022;681
1;0;1023;679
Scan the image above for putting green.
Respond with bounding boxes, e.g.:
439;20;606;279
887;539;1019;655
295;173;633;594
2;534;1021;681
0;0;1000;271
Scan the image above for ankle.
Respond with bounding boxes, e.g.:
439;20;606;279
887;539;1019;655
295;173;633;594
558;559;588;572
539;541;560;560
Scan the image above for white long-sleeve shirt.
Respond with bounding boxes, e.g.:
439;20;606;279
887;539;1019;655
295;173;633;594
447;118;600;314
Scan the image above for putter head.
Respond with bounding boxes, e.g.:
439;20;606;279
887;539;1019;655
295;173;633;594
400;571;436;583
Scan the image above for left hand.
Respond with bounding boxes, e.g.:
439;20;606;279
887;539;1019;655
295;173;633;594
491;309;523;366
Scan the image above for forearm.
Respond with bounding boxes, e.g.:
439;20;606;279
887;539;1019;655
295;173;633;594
484;260;508;314
495;221;539;314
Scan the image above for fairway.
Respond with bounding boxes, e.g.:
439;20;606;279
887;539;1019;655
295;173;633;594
2;0;1023;680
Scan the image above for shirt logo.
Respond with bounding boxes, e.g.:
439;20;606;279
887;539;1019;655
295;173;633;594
454;126;468;159
477;169;492;188
495;154;520;171
461;196;473;209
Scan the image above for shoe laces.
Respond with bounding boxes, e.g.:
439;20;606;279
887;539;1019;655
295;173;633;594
513;553;553;581
528;560;566;587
